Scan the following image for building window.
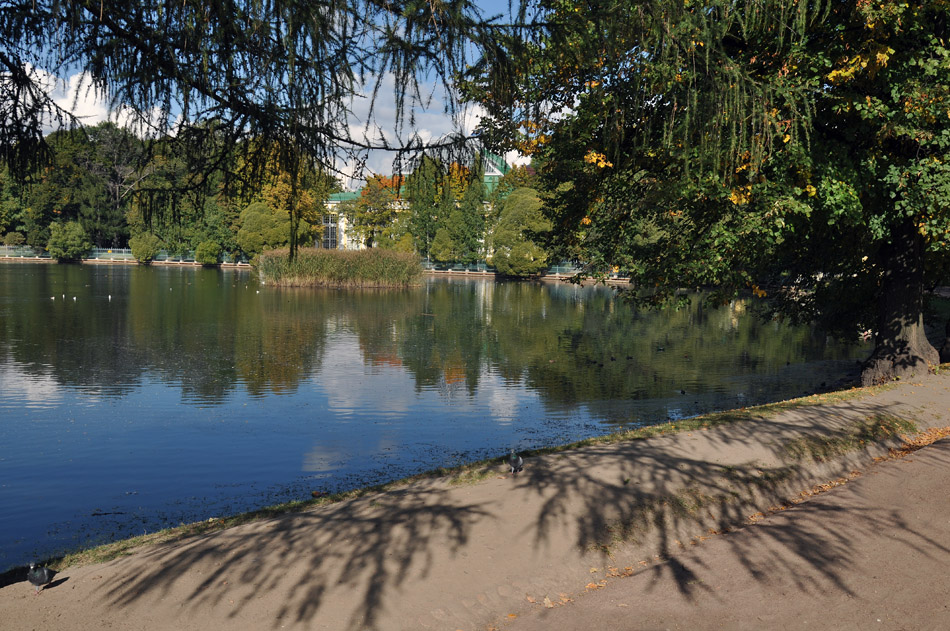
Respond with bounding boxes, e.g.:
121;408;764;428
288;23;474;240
322;213;338;249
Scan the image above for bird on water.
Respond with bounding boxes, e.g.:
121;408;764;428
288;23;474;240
27;563;54;594
508;449;524;476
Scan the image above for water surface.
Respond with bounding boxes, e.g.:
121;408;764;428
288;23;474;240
0;263;867;569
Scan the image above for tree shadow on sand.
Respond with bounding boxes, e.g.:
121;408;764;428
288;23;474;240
87;396;941;629
515;397;936;601
99;484;490;630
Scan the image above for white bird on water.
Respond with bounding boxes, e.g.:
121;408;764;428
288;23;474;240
507;449;524;476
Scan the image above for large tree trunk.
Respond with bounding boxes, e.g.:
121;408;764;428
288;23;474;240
861;217;939;386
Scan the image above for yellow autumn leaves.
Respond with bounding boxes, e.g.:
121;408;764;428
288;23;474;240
584;150;613;168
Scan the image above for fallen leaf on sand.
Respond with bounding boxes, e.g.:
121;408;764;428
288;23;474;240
589;567;599;573
543;597;555;608
507;614;518;619
525;595;536;603
559;594;573;603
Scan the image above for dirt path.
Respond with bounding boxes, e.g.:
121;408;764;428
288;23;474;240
502;431;950;631
2;373;950;630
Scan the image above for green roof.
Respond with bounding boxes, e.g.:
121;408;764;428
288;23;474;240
328;191;361;202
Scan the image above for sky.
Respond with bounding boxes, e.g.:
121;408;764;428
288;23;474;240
41;0;529;190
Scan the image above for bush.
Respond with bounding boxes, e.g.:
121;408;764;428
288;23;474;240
129;233;163;264
195;240;222;265
3;231;24;246
256;248;423;287
47;221;92;262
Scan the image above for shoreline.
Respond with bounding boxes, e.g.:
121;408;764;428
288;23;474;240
1;385;872;578
2;371;949;628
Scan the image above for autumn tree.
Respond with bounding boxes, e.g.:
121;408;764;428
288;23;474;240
344;175;402;248
468;0;950;385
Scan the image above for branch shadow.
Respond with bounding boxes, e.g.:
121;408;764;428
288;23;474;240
98;483;491;630
516;398;923;601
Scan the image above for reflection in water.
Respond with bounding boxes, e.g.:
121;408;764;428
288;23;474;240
0;263;868;569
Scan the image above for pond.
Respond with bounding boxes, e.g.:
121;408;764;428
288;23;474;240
0;262;868;570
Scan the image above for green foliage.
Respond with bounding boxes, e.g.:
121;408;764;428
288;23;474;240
0;167;20;235
488;164;537;212
429;227;458;263
406;155;445;258
3;231;24;246
490;187;551;276
469;0;950;380
256;248;423;287
344;176;400;249
195;240;223;265
46;221;91;262
24;124;136;249
129;233;163;264
450;161;486;264
0;1;491;199
236;201;310;258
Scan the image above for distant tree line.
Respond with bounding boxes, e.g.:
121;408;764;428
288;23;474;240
337;157;551;276
0;122;338;264
0;128;554;275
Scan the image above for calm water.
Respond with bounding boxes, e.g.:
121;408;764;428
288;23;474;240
0;263;868;569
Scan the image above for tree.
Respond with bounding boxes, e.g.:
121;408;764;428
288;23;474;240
47;221;92;261
195;240;223;265
490;187;551;276
0;0;501;260
406;155;445;259
0;167;21;236
345;176;401;248
430;227;458;263
129;232;163;264
236;201;309;258
469;0;950;385
451;160;487;264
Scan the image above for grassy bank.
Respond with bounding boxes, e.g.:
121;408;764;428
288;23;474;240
256;248;423;287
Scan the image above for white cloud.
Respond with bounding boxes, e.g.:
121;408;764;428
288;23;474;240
30;68;523;187
0;361;63;408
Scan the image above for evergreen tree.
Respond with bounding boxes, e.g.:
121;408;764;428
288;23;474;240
469;0;950;385
451;160;487;264
406;155;444;260
0;0;502;258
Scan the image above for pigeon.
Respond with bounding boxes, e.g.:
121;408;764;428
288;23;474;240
27;563;54;595
507;449;524;475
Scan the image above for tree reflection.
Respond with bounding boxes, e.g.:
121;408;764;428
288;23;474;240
0;265;865;410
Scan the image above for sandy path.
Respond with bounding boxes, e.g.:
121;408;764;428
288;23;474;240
2;373;949;630
503;436;950;630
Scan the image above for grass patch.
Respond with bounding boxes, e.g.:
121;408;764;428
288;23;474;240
780;413;916;463
256;248;423;287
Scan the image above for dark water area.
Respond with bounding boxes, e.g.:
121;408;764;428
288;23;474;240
0;262;869;569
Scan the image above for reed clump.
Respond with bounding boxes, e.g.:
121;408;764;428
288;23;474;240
257;248;423;287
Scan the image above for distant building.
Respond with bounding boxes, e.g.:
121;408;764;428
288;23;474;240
323;191;361;250
481;152;510;196
320;152;512;251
